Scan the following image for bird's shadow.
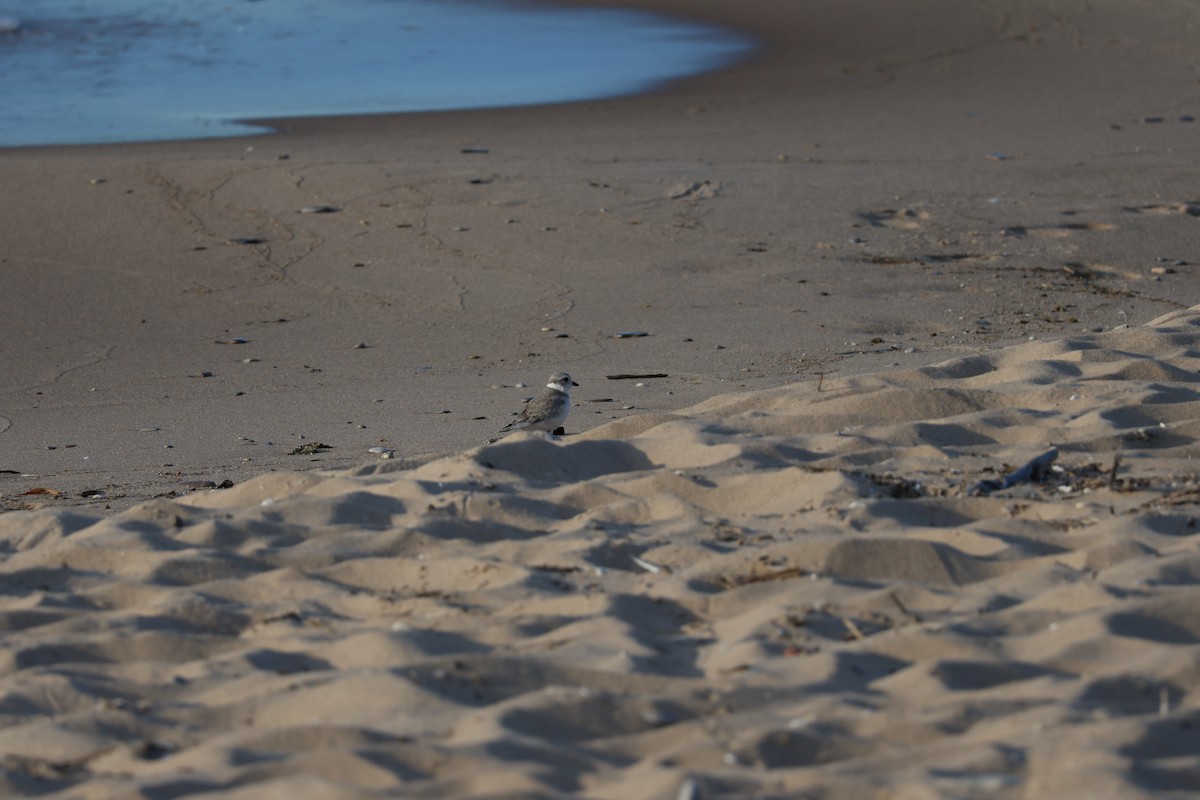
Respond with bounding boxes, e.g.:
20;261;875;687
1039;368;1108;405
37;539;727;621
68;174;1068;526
475;435;655;484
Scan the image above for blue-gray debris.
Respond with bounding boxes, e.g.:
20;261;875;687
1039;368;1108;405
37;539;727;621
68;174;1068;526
969;448;1059;495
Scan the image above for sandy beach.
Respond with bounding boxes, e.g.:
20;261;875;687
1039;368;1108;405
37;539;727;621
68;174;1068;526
2;0;1200;796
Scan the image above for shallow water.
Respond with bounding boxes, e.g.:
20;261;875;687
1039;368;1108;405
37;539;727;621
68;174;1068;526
0;0;754;148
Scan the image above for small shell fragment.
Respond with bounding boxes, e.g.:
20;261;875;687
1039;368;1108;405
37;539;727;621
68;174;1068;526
299;204;339;214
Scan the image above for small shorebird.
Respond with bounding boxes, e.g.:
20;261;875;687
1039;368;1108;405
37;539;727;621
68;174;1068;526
498;371;579;436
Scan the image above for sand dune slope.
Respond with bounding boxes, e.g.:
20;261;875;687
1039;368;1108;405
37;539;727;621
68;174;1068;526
4;309;1200;798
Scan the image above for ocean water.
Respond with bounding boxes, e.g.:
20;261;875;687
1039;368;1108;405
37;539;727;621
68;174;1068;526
0;0;755;148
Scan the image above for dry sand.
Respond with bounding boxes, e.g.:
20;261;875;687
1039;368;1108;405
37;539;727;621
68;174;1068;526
2;0;1200;796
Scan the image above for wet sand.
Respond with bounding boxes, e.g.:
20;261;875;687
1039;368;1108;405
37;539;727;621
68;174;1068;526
2;0;1197;507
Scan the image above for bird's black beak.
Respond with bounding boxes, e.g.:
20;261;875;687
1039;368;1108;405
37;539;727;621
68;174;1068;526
572;380;579;386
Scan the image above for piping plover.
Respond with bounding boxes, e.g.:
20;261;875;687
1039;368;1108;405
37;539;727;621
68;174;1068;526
498;371;579;436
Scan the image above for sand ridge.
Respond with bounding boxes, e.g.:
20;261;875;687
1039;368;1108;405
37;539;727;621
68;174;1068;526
2;308;1200;797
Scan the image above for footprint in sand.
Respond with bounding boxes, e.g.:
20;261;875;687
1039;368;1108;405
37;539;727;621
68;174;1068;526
1060;261;1146;283
1123;201;1200;217
858;207;929;230
1004;220;1117;239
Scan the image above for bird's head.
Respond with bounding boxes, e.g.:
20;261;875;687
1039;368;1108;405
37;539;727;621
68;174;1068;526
547;372;578;391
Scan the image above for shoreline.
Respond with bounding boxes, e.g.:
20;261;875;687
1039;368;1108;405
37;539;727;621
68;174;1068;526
0;0;763;153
